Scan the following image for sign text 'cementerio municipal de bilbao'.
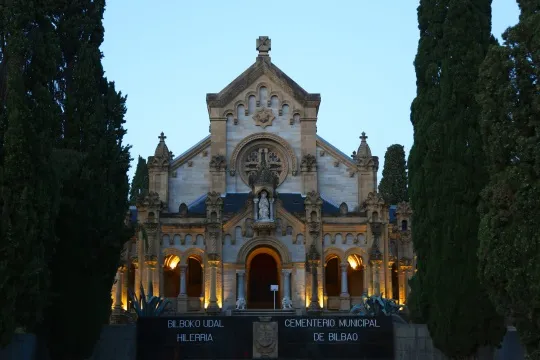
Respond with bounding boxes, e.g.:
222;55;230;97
136;316;394;360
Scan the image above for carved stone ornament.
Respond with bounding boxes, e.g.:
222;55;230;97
253;321;278;359
205;192;223;222
400;229;412;244
396;201;413;217
252;107;276;129
300;154;317;172
304;190;323;207
209;154;227;171
229;132;298;182
136;191;162;210
365;192;385;207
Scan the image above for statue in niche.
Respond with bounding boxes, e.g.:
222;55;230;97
258;190;270;220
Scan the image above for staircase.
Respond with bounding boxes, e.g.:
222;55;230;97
232;309;296;316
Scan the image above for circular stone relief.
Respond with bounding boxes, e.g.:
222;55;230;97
237;141;290;187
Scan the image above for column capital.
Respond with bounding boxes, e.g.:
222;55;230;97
178;265;187;272
281;268;292;274
236;269;246;275
340;263;349;270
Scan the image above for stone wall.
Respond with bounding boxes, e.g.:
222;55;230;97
394;323;526;360
168;145;211;211
316;145;358;210
394;323;449;360
2;323;525;360
87;325;136;360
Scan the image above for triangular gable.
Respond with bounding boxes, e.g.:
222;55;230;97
316;135;358;171
169;135;211;171
206;57;321;112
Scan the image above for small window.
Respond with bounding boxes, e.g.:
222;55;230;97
401;220;408;231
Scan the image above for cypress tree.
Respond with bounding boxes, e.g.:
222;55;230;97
407;0;448;324
41;1;132;359
129;155;149;204
378;144;408;205
409;0;505;356
0;0;61;345
478;1;540;357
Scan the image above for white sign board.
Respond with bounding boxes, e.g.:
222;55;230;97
270;284;279;291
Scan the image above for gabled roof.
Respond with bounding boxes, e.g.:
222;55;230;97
169;135;211;171
206;56;321;113
187;192;339;216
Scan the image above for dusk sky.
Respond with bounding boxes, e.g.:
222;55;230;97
101;1;520;182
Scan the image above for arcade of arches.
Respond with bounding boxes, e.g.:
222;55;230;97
161;255;204;311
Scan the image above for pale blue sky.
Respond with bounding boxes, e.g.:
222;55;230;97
101;1;520;183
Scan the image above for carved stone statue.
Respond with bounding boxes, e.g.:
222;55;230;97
236;297;246;310
258;191;270;220
281;296;293;310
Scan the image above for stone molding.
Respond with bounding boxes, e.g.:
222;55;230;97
236;236;292;265
252;107;276;128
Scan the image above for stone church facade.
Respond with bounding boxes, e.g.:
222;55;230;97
111;37;415;316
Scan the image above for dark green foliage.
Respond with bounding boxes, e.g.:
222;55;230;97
407;0;448;326
129;155;149;204
40;2;132;359
409;0;505;357
378;144;408;205
0;0;62;345
477;2;540;357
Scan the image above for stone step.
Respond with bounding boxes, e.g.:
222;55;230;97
232;309;296;316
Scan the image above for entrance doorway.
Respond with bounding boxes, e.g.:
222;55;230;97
248;252;280;309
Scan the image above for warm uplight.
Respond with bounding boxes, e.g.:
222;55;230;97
164;255;180;269
347;255;362;270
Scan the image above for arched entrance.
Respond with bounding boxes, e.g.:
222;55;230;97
247;247;281;309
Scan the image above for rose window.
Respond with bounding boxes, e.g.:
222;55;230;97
244;148;284;181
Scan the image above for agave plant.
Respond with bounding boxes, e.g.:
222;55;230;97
128;281;171;317
350;292;406;319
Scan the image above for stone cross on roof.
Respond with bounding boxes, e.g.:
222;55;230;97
360;132;368;142
158;132;166;142
256;36;271;57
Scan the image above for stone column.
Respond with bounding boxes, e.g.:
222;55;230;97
145;256;157;297
114;267;124;309
133;261;140;299
363;265;369;295
207;260;220;313
379;264;386;297
111;266;127;324
236;270;246;310
366;264;373;296
372;261;381;296
340;263;349;296
269;198;275;220
405;267;413;300
339;263;351;311
281;269;292;308
308;263;321;312
398;267;406;305
177;265;188;313
253;198;259;221
179;265;187;296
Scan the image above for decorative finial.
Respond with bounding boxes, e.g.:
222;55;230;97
360;132;368;142
256;36;271;57
158;132;166;142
